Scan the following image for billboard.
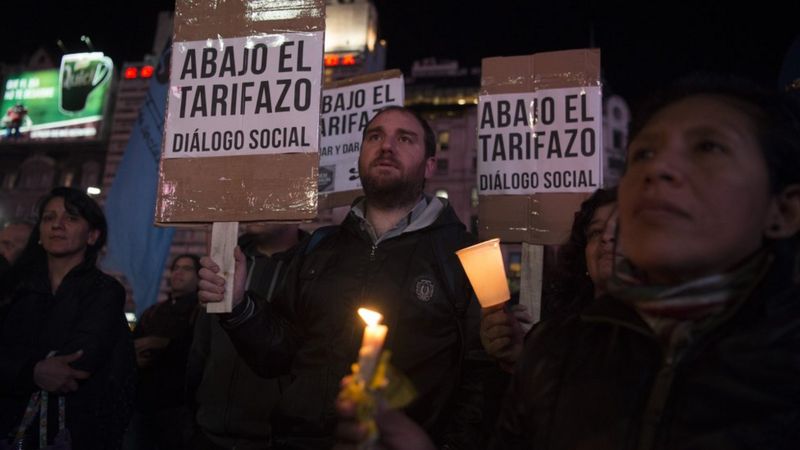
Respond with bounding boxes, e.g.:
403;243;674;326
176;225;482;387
1;52;113;141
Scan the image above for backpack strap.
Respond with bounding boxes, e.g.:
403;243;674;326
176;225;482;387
305;225;340;256
428;228;476;394
429;228;470;317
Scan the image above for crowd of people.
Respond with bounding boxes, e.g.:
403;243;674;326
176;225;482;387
0;73;798;450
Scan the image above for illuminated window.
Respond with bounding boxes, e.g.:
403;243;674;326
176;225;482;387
324;54;340;67
140;65;154;78
80;161;100;189
613;130;624;149
436;159;448;175
19;156;54;189
508;252;522;277
341;54;356;65
434;189;449;199
2;172;18;190
60;171;75;187
438;131;450;151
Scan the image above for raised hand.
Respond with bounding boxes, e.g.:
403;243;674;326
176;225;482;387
197;246;247;309
480;303;531;372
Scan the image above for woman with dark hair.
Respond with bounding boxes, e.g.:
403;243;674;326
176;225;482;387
0;187;136;450
480;188;618;369
489;76;800;449
545;187;618;316
335;75;800;449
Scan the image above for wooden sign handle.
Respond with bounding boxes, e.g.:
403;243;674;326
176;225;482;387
519;243;543;324
207;222;239;313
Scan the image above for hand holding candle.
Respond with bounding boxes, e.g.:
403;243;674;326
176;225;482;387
340;307;416;449
356;307;388;384
456;238;511;308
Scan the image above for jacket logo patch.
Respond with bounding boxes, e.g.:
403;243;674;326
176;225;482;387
414;277;435;302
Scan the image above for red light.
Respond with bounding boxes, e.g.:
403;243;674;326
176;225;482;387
124;67;138;79
324;54;340;67
341;54;356;66
140;65;155;78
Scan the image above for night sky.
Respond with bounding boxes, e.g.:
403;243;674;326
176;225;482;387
2;1;798;107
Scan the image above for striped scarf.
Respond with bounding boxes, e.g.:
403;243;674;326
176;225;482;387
608;250;771;342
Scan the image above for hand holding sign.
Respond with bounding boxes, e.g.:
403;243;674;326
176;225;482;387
198;245;247;311
161;0;325;314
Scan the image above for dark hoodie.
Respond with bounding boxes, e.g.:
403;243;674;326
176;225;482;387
186;230;306;449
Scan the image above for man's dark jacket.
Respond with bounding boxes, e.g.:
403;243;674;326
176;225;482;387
134;291;199;413
225;198;487;449
491;246;800;450
187;231;306;449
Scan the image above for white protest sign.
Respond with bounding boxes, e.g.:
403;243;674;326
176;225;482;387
318;77;404;193
477;86;603;194
164;32;323;159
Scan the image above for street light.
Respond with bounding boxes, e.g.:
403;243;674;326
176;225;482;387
80;35;95;51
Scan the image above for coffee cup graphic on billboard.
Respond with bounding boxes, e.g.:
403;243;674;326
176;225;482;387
59;53;113;114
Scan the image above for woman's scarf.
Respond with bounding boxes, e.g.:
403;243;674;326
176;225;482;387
608;250;772;342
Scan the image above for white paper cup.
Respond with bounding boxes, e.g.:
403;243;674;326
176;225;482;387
456;238;510;308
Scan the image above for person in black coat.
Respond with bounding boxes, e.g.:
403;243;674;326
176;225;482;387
0;187;136;450
124;253;201;450
335;76;800;450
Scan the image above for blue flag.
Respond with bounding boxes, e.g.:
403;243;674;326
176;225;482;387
104;43;175;317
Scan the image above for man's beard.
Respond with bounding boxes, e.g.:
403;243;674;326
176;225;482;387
360;160;426;210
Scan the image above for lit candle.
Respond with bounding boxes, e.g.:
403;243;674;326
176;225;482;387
456;238;510;308
356;307;388;383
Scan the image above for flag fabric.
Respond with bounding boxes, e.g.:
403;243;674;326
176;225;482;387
104;43;175;317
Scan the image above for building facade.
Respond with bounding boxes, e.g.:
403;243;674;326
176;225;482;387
1;4;630;313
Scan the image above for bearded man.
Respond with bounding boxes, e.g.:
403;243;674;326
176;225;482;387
199;106;487;450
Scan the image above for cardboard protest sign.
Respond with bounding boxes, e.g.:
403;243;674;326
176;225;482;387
318;70;404;209
477;49;602;244
155;0;325;224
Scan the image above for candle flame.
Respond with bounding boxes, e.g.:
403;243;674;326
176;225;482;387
358;307;383;326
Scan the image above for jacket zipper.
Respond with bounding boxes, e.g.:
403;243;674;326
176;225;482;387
582;314;680;450
636;333;683;450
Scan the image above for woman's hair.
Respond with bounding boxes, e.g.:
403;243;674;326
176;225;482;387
11;187;107;272
37;187;108;264
628;75;800;281
1;188;107;301
542;187;617;319
629;74;800;194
